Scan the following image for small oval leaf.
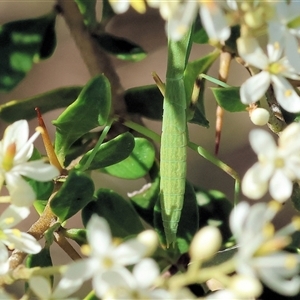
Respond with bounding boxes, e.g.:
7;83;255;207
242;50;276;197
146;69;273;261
100;137;155;179
76;132;135;170
53;75;111;165
50;171;95;223
212;87;247;112
92;33;147;62
0;12;56;92
82;188;144;238
0;86;81;122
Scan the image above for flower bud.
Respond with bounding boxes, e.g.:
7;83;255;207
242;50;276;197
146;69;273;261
250;107;269;126
230;275;263;298
189;226;222;262
137;230;158;256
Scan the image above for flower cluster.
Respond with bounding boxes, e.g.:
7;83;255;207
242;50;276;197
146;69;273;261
0;120;59;282
242;122;300;202
230;201;300;296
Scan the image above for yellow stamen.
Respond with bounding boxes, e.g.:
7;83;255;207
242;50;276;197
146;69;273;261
262;222;274;239
130;0;146;14
81;244;91;256
291;216;300;230
268;200;282;213
2;143;16;171
285;254;298;269
11;228;21;238
4;217;14;225
256;236;291;256
285;89;292;97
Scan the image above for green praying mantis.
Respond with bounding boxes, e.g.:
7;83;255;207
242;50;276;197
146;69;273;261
158;29;240;247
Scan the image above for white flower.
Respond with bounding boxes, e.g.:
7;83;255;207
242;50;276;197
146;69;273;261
268;1;300;72
96;258;169;299
109;0;146;14
29;276;79;300
0;205;41;275
0;120;60;207
230;201;300;296
238;37;300;113
242;123;300;202
199;1;231;43
56;215;149;297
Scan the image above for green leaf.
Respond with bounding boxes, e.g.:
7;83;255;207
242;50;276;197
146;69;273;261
74;0;97;28
50;170;95;223
0;86;81;122
0;12;56;92
124;85;163;120
192;16;209;44
195;188;233;242
76;132;135;171
129;162;160;225
101;0;116;24
53;75;111;165
291;183;300;213
28;180;54;201
100;137;155;179
92;33;147;62
154;181;199;254
25;247;52;269
64;228;87;246
211;87;247;112
82;188;144;238
184;51;219;127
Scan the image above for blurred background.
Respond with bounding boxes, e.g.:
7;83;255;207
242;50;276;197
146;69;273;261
0;1;298;296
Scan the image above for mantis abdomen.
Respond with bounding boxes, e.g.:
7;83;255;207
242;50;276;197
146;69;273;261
160;77;187;246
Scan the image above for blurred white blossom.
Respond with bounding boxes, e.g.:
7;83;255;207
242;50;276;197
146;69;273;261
0;205;41;275
268;1;300;72
238;37;300;113
57;215;149;298
0;120;60;207
230;201;300;296
29;276;79;300
242;123;300;202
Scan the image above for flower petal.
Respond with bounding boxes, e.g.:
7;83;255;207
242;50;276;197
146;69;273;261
272;75;300;113
0;205;30;229
133;258;159;289
240;72;270;105
13;160;59;181
269;170;293;202
237;37;269;69
29;276;52;299
242;164;269;200
87;215;112;256
0;243;9;275
113;239;147;265
4;230;41;253
5;173;36;207
249;129;277;157
200;2;230;42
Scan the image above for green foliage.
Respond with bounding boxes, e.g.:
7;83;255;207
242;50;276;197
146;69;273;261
0;12;56;92
124;85;163;120
100;137;155;179
50;171;95;223
211;86;247;112
92;33;147;61
82;188;144;238
76;132;135;171
154;181;199;255
195;188;233;243
74;0;97;28
53;75;111;165
0;86;81;122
